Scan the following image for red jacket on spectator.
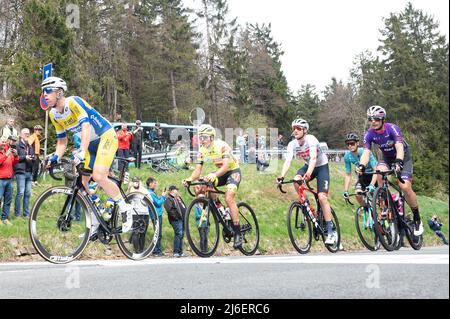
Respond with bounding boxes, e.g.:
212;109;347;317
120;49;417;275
118;129;133;150
0;144;19;179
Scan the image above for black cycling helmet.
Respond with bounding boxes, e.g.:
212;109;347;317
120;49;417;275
345;132;359;142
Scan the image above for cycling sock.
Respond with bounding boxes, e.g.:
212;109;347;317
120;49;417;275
326;221;333;235
114;196;127;211
411;207;421;223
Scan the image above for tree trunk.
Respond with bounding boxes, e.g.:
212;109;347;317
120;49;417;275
170;69;178;123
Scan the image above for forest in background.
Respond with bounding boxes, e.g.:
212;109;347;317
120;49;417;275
1;0;448;194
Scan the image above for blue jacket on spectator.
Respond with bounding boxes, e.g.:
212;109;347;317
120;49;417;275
428;218;442;232
148;188;166;217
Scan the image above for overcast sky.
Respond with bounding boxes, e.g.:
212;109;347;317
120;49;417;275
184;0;449;94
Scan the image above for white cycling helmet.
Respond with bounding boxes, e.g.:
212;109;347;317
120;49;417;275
367;105;386;119
41;76;68;92
291;118;309;130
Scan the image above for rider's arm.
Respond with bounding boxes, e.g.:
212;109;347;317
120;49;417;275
394;142;404;161
54;137;68;159
305;146;317;177
79;122;91;153
190;164;203;181
359;148;371;167
344;173;352;193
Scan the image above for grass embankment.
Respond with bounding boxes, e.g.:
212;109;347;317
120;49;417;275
0;161;448;262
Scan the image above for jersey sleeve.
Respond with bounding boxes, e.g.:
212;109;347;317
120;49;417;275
363;131;372;150
49;113;67;139
390;124;404;143
344;152;352;173
285;141;295;161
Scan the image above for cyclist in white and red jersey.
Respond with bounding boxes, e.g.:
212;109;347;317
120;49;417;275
277;119;336;245
357;105;423;236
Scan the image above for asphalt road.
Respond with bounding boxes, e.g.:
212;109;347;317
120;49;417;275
0;246;447;299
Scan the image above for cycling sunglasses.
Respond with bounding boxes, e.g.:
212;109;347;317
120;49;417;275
367;117;382;122
199;135;211;141
346;141;357;147
292;125;304;131
42;87;60;94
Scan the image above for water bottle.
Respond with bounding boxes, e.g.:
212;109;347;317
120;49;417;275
391;193;403;216
91;194;106;216
224;208;232;221
102;198;115;221
216;200;227;219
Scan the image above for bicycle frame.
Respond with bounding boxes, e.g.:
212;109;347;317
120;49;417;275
56;157;132;236
279;180;324;234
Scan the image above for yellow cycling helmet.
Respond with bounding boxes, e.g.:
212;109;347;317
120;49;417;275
198;124;216;137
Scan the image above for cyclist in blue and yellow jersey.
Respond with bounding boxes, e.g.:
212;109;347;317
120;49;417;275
41;76;135;237
277;118;336;245
182;124;243;248
343;132;378;208
357;105;423;236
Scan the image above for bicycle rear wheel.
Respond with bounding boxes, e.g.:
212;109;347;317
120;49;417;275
371;188;398;251
115;193;159;260
321;207;341;253
287;202;312;254
237;202;260;256
29;186;91;264
355;206;380;251
185;197;219;257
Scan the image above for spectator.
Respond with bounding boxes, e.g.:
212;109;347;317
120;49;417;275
117;123;133;172
131;120;144;169
174;135;189;169
146;177;167;257
13;128;35;218
236;131;246;164
1;118;18;142
0;138;19;226
428;215;448;245
164;185;188;257
28;125;44;184
277;134;284;159
127;176;149;196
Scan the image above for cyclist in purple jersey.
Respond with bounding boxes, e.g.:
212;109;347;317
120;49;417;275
357;105;423;236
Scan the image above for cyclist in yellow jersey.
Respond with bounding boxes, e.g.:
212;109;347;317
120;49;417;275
41;76;135;237
183;124;243;248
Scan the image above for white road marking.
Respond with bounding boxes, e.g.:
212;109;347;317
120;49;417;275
0;253;448;271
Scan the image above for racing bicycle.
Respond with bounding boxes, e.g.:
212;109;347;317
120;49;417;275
29;157;159;264
184;179;259;257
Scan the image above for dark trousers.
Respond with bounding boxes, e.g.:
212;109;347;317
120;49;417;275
133;144;142;169
435;231;449;244
170;219;184;254
32;157;41;182
117;149;130;172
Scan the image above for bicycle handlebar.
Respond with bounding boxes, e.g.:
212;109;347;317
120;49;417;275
361;169;405;184
277;179;314;194
184;179;225;197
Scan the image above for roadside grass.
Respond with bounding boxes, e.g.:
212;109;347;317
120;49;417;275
0;161;448;262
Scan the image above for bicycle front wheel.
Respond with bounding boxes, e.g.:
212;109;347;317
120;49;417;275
355;206;379;251
115;193;159;260
29;187;91;264
185;198;219;257
371;188;398;251
237;202;260;256
287;202;312;254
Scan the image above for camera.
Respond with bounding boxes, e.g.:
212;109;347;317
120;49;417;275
10;144;17;149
